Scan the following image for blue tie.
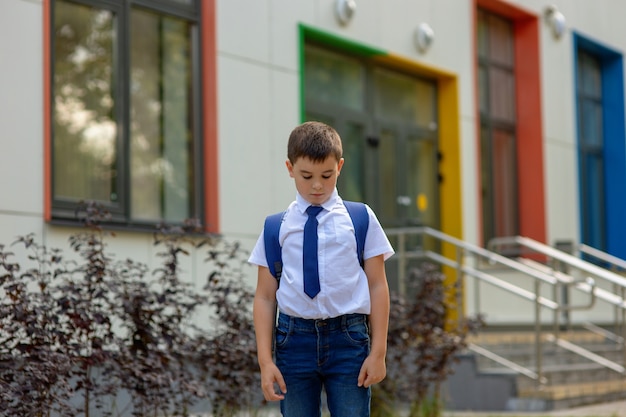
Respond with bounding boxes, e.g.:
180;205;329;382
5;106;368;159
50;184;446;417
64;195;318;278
303;205;324;298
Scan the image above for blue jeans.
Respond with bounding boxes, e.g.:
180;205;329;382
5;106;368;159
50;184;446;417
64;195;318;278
275;312;371;417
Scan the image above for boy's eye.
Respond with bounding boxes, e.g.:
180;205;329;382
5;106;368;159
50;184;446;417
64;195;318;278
301;174;332;180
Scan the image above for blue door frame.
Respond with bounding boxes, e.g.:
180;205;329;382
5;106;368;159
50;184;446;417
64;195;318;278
574;33;626;259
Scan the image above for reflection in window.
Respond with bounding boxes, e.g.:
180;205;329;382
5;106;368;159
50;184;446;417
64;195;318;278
338;123;366;202
477;9;518;242
379;129;398;222
130;9;193;222
577;50;605;249
407;137;437;227
492;129;517;237
374;68;436;127
304;45;365;111
304;43;439;230
53;2;116;203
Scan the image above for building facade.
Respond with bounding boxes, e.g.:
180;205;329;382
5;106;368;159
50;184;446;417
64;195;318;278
2;0;626;324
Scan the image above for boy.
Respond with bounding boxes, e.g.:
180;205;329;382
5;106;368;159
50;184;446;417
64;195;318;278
249;121;394;417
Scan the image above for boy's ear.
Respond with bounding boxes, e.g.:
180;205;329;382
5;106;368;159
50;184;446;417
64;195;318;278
337;158;344;175
286;159;294;177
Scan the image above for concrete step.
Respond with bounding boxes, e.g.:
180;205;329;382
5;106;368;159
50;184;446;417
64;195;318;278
454;329;626;411
468;330;607;346
516;379;626;409
514;362;624;388
475;344;625;369
470;330;625;372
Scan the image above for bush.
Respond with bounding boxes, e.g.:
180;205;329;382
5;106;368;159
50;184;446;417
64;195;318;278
0;203;259;417
372;262;484;417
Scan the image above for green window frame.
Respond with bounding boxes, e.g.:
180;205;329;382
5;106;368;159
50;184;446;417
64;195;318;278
50;0;204;227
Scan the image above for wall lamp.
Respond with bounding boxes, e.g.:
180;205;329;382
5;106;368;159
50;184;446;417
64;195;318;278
335;0;356;26
414;22;434;53
544;5;566;39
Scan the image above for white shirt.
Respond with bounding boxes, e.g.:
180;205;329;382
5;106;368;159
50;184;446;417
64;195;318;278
248;189;394;319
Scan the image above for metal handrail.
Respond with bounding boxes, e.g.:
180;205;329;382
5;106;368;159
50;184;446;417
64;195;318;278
488;235;626;371
579;244;626;272
489;236;626;322
468;343;548;384
545;334;625;373
577;244;626;357
489;236;626;291
583;321;624;344
385;227;602;384
424;249;559;310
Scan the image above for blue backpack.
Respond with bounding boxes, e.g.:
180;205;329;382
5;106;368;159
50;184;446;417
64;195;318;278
263;201;369;283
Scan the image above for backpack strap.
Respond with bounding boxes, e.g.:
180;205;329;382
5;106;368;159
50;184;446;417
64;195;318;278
263;201;369;283
343;201;369;268
264;211;285;282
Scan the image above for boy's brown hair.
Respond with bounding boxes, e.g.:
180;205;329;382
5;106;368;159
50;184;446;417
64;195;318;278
287;121;343;164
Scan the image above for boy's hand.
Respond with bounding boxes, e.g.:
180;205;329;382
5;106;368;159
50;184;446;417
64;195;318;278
260;362;287;401
357;353;386;388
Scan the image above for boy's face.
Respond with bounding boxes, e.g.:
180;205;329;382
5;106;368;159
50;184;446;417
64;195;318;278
286;156;344;206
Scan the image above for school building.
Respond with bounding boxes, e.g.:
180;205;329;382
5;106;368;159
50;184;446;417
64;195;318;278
3;2;626;407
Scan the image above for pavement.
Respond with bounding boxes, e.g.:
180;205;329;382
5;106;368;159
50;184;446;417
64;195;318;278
548;400;626;417
444;400;626;417
219;400;626;417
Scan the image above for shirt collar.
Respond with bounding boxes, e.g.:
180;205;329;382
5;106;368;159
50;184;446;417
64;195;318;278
295;189;340;214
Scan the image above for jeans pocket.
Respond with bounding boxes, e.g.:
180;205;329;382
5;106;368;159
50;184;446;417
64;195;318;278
275;324;290;348
343;321;370;345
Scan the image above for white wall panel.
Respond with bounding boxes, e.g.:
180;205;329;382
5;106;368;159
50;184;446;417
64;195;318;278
217;56;273;236
217;0;270;64
0;0;43;215
0;213;45;262
267;70;301;213
544;141;579;246
460;117;480;246
268;0;315;71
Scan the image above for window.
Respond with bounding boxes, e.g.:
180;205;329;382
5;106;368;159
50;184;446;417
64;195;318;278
51;0;202;226
477;9;518;243
304;44;439;230
577;50;605;250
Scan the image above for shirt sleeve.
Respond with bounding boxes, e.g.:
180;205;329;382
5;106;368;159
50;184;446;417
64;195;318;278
247;231;268;267
363;204;395;261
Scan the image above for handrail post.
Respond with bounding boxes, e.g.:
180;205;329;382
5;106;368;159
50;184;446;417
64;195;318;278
614;283;619;335
622;286;626;372
554;241;572;330
535;279;543;386
398;232;406;298
553;282;560;341
456;246;465;327
473;252;480;319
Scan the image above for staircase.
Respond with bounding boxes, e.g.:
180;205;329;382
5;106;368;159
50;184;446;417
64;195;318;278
447;328;626;411
386;227;626;412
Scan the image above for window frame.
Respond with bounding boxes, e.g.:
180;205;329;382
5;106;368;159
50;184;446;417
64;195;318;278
47;0;208;230
573;35;626;258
